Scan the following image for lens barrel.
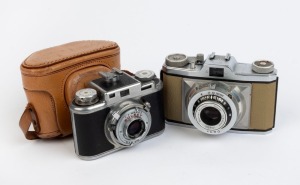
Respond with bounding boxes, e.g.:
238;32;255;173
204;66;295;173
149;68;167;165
187;82;243;135
105;101;152;147
127;119;145;138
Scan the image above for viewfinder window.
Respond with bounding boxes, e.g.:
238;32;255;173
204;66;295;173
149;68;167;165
209;68;224;77
120;89;130;97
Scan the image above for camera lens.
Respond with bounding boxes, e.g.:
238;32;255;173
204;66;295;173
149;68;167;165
200;107;222;126
187;82;245;135
106;103;152;147
127;119;145;138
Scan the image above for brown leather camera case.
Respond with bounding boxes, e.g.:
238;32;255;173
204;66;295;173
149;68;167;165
20;40;120;140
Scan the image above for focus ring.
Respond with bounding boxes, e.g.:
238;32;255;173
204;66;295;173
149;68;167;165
192;95;232;126
187;88;238;135
105;101;152;147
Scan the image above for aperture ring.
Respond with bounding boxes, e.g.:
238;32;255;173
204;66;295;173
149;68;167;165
187;89;238;135
193;95;232;126
105;101;152;147
114;108;150;146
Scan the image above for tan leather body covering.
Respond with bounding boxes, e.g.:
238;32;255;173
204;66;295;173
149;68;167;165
250;82;277;130
162;72;278;131
162;73;183;122
20;40;120;139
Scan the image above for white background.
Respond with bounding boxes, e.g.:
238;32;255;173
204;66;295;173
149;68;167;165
1;0;299;184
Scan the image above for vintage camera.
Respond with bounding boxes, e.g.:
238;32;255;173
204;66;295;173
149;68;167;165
70;68;165;160
161;52;278;135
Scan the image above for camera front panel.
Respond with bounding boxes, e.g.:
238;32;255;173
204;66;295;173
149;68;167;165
142;88;165;136
161;72;183;124
162;52;278;134
247;79;278;131
161;71;250;132
182;79;252;134
72;107;114;158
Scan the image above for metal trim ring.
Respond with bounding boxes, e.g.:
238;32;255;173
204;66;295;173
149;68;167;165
165;53;188;67
252;60;274;74
187;90;238;135
105;102;152;147
194;101;228;131
115;108;150;146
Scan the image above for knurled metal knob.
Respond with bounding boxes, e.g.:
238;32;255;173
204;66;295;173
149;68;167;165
165;53;188;67
135;70;156;82
252;60;274;74
75;88;99;106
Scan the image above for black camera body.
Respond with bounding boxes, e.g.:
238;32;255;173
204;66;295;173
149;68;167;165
70;69;164;160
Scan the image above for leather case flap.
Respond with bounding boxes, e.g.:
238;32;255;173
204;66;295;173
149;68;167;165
21;40;119;76
19;40;120;139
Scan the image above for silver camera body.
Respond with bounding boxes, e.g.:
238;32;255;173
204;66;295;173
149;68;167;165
161;53;278;135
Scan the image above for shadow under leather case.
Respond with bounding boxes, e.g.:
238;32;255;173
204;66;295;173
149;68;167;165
19;40;120;139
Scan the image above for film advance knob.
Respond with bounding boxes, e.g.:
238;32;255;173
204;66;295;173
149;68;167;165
165;53;188;67
75;88;99;105
252;60;275;74
135;70;156;82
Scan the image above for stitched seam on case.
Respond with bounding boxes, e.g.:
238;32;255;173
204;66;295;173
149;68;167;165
68;69;103;106
38;130;61;135
24;88;56;113
24;43;117;66
61;62;112;111
23;89;60;135
21;53;119;77
48;92;59;132
73;70;99;93
24;43;118;67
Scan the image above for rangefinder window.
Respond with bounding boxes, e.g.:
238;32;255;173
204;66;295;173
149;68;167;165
109;93;115;98
209;67;224;77
120;89;130;97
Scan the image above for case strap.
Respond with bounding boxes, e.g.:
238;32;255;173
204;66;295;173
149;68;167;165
19;104;40;140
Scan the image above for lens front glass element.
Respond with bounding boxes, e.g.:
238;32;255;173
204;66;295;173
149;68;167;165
200;107;221;126
190;93;234;135
127;119;145;138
